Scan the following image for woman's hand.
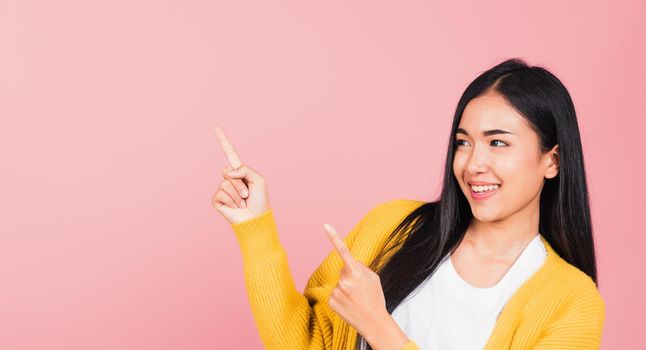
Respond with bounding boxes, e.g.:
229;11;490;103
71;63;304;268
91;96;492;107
212;126;270;224
323;223;411;349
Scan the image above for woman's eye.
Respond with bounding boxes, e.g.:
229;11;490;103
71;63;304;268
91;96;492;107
454;139;508;148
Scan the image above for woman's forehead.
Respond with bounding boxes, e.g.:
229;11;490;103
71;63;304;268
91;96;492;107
459;94;527;134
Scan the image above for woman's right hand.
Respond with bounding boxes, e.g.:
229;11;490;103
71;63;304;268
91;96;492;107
212;126;270;225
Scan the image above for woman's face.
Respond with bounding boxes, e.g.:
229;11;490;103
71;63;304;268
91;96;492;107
452;91;559;223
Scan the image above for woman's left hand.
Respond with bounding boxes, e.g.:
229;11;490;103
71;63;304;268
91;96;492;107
322;223;390;340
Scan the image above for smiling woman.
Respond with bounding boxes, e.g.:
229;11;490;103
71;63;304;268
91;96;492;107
355;58;603;350
215;58;605;350
452;91;560;225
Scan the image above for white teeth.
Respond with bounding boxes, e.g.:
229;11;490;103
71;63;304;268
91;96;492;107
470;184;499;192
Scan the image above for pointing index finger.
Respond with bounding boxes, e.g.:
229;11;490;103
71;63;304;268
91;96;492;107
323;223;357;268
214;126;243;169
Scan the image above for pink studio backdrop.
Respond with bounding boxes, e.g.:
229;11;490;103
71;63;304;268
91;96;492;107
1;1;644;349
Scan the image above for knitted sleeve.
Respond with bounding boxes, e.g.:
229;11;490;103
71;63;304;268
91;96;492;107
230;203;387;350
532;283;606;349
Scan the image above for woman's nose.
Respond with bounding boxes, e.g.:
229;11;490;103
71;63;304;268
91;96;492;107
466;146;489;174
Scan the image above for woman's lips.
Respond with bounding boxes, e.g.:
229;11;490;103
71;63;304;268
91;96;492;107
470;185;500;201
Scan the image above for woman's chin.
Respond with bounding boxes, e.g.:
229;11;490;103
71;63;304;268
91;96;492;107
471;207;502;222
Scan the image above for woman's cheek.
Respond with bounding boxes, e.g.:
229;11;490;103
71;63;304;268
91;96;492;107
496;158;536;204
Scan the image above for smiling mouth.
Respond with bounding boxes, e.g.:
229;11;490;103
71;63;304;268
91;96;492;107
467;183;501;201
468;183;501;191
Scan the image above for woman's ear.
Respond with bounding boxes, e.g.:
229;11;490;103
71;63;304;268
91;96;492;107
545;145;560;179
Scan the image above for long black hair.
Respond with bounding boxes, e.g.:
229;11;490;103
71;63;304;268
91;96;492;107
356;58;598;349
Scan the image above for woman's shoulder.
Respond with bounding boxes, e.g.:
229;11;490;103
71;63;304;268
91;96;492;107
558;262;604;308
542;261;605;329
359;198;427;231
541;239;601;292
560;260;604;303
347;199;427;261
538;243;605;314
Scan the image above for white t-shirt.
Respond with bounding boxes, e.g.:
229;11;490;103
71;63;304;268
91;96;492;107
391;234;547;350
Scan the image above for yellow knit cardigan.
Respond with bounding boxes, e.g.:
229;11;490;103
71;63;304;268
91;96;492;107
230;198;605;349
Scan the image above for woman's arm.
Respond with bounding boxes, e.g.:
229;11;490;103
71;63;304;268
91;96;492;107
231;203;383;349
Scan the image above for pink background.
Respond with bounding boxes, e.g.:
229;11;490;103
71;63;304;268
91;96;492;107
1;1;644;349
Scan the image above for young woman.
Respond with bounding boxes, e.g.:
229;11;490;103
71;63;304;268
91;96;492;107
212;58;605;350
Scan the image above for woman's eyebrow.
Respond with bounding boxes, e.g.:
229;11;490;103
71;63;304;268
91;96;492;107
456;128;514;136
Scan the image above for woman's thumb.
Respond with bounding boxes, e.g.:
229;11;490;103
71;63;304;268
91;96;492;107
215;202;235;216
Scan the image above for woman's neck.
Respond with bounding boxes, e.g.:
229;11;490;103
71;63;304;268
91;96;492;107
464;206;541;262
